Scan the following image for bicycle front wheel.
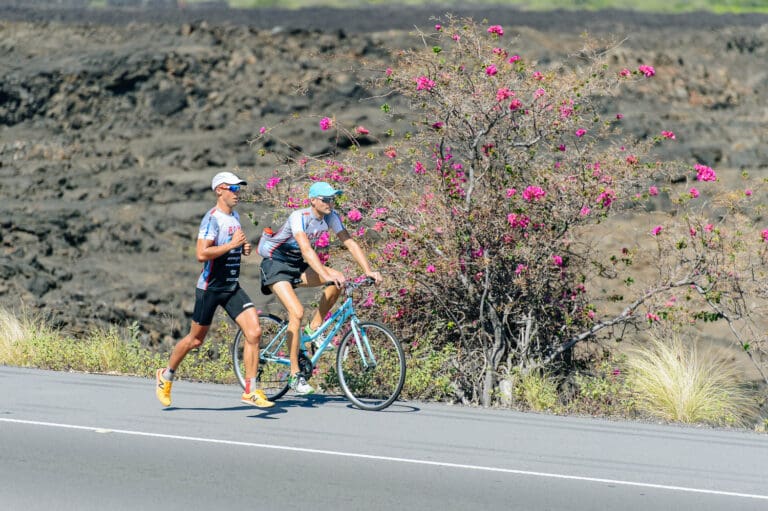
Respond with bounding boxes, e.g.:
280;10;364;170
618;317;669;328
231;313;291;401
337;321;405;411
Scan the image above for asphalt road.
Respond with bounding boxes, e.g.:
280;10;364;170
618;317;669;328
1;366;767;510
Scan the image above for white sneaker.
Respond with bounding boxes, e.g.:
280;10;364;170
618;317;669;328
289;373;315;395
304;325;333;351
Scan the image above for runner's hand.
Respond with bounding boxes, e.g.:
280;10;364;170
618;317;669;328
242;241;252;256
230;229;247;249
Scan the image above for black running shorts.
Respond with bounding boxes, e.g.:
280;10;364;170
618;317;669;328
260;257;309;295
192;285;255;326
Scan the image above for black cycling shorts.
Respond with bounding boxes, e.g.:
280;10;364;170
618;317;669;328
260;257;309;295
192;285;255;326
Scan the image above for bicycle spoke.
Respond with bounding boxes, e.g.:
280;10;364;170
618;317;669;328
337;321;405;411
232;314;291;401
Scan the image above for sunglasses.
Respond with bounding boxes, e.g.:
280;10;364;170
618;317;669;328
316;196;335;204
221;184;242;192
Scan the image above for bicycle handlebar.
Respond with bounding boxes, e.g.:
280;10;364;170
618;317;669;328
323;276;376;292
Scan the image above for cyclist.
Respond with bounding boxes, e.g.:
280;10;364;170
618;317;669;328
258;181;382;394
155;171;274;409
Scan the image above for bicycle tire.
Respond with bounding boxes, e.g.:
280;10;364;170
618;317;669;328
336;321;405;411
231;313;291;401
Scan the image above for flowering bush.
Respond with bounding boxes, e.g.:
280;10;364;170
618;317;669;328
253;16;768;406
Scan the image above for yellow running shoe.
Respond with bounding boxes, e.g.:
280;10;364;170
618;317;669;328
241;389;275;408
155;368;173;407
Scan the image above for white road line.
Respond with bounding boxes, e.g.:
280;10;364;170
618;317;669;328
2;417;766;501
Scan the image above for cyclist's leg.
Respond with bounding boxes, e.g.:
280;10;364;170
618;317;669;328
299;267;341;331
269;280;304;376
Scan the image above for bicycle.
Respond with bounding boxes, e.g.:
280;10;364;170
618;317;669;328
231;277;406;411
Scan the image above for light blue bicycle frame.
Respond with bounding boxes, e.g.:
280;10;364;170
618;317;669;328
260;293;377;370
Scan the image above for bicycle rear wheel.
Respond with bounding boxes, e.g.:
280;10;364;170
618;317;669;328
337;321;405;411
231;313;291;401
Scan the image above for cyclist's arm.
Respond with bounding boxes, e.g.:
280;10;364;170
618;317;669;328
294;231;343;284
337;230;382;283
196;236;243;262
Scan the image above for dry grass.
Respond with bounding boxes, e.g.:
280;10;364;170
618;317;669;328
627;334;759;427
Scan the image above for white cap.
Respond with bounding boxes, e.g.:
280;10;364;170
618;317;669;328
211;171;247;191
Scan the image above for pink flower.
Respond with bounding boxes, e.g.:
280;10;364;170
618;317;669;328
515;264;527;275
646;312;660;322
661;130;675;139
426;264;436;273
505;188;517;198
649;186;659;196
532;71;543;80
616;113;624;120
597;189;615;208
507;213;530;229
522;185;546;202
619;68;631;77
508;55;521;63
552;254;564;267
652;225;663;236
694;163;717;182
347;209;363;222
259;126;266;134
487;25;504;36
626;155;638;165
575;128;587;137
415;75;436;91
745;189;753;196
315;231;330;248
413;161;426;174
384;147;397;158
496;87;514;101
690;227;697;237
638;64;656;77
580;206;590;216
509;99;523;110
762;229;768;243
265;176;281;190
451;34;460;41
689;187;700;198
492;47;506;56
485;64;498;76
372;207;388;219
385;67;393;76
558;144;566;152
435;24;442;31
534;88;546;98
704;223;714;232
431;121;444;130
355;126;369;135
319;117;333;131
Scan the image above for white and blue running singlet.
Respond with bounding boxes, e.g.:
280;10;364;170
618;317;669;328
196;207;244;292
258;208;345;264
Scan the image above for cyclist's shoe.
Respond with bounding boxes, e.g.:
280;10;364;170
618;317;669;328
304;325;332;351
241;389;275;408
289;373;315;395
155;368;173;407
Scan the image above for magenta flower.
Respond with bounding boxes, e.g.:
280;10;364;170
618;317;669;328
651;225;663;236
384;147;397;158
505;188;517;198
485;64;498;76
385;67;393;76
507;213;531;229
319;117;333;131
509;99;523;110
265;176;281;190
426;264;436;273
515;264;527;275
508;55;520;63
661;130;676;139
619;68;631;77
413;161;426;174
597;189;616;208
435;24;442;31
552;255;564;267
415;75;436;91
522;185;546;202
694;163;717;182
575;128;587;138
638;65;656;77
451;34;460;41
347;209;363;222
689;187;700;198
355;126;370;135
616;113;624;120
690;227;697;237
580;206;590;216
259;126;266;134
496;87;514;101
532;71;543;80
649;186;659;196
762;229;768;243
487;25;504;36
372;207;388;218
558;144;566;152
646;312;660;322
745;189;753;196
534;88;546;99
315;231;330;248
704;223;714;232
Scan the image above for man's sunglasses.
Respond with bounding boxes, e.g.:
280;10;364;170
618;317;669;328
221;185;242;192
316;196;335;204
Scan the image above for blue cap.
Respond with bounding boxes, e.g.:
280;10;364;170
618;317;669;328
308;181;343;198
